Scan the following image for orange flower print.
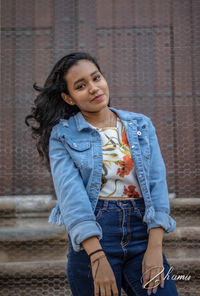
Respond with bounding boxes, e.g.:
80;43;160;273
123;185;140;199
117;155;133;177
122;129;129;147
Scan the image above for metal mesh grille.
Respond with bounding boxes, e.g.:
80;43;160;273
1;0;200;295
1;0;199;197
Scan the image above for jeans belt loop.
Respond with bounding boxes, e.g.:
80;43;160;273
129;199;137;209
102;199;109;211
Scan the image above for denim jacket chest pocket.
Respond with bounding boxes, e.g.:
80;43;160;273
137;124;150;159
62;136;91;169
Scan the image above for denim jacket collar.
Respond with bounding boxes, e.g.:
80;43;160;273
60;106;143;132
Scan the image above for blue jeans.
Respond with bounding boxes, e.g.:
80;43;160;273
67;198;178;296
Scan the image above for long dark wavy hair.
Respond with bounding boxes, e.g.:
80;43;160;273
25;51;109;171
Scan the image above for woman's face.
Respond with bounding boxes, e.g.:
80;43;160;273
61;59;110;113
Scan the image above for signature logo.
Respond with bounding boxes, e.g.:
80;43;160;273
141;266;191;289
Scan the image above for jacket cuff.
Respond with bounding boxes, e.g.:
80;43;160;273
146;211;176;234
69;220;103;252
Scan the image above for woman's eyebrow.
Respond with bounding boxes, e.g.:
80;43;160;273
73;70;99;86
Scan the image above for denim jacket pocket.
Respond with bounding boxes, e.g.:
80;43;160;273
62;136;91;169
64;137;91;151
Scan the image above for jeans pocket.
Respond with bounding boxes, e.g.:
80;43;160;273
135;206;145;220
94;207;103;221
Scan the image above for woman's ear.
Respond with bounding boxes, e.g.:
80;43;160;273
61;92;74;105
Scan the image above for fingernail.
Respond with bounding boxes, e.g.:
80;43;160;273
153;288;157;294
147;291;151;296
161;283;164;288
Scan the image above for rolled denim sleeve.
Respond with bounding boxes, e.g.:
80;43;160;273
147;119;176;233
49;126;102;252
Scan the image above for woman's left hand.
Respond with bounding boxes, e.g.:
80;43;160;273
142;245;164;295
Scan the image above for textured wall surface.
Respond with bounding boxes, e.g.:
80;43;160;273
0;0;200;197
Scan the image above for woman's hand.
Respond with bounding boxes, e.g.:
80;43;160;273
90;252;119;296
142;245;164;295
81;236;118;295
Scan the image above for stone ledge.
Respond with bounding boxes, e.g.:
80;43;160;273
0;260;66;278
0;226;67;241
0;195;55;214
0;195;54;203
167;258;200;273
0;225;199;242
0;258;199;278
170;198;200;208
163;226;200;241
0;196;200;214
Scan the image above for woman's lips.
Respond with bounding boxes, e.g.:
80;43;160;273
91;94;104;102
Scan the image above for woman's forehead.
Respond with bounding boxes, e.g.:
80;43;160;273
65;60;98;81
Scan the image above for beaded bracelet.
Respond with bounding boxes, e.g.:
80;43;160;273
88;248;104;258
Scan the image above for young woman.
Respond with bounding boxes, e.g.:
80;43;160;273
25;52;178;296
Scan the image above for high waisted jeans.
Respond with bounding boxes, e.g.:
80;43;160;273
67;198;178;296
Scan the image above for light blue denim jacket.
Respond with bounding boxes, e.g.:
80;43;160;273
48;106;176;252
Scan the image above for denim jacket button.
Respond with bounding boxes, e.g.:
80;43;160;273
131;145;135;148
137;131;142;136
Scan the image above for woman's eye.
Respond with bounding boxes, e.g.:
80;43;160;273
94;75;101;81
76;76;100;90
76;84;85;90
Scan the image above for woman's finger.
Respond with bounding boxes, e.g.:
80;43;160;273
111;281;119;296
147;267;163;294
142;266;151;289
153;266;164;292
100;286;106;296
160;268;165;288
147;269;155;294
94;283;100;296
142;266;159;292
105;284;111;296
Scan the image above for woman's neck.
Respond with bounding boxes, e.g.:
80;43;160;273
81;108;117;128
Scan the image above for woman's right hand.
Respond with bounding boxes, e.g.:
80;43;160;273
90;252;119;296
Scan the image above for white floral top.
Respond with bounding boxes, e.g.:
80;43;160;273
88;115;143;199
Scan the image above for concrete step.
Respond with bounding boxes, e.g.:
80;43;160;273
0;196;200;222
0;260;70;296
0;258;199;296
0;258;199;279
0;221;67;262
0;196;199;263
163;226;200;258
170;198;200;227
0;195;55;220
0;224;199;262
0;196;199;295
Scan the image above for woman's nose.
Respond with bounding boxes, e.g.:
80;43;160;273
88;82;98;93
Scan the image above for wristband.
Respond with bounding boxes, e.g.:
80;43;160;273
88;248;104;257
